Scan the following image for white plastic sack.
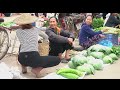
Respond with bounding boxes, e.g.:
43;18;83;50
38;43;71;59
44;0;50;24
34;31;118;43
0;72;13;79
0;62;10;72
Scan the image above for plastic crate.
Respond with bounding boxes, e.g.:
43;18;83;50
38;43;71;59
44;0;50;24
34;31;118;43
98;34;118;47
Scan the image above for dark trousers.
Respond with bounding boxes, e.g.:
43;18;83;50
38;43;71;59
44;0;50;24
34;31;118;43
18;46;60;68
49;43;73;56
3;13;11;17
18;51;60;68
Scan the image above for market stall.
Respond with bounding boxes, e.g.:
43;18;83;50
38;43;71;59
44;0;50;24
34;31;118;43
41;44;120;79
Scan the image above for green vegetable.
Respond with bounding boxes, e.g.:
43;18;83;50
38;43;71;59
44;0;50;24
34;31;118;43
87;44;106;54
76;64;95;75
94;27;120;34
102;56;113;64
59;73;79;79
104;47;113;55
90;52;104;59
68;61;76;69
87;56;95;61
77;56;88;65
112;46;120;57
0;22;15;28
71;55;81;66
92;18;104;29
56;68;83;76
109;53;118;60
87;59;104;70
71;55;88;66
78;50;88;56
94;27;103;32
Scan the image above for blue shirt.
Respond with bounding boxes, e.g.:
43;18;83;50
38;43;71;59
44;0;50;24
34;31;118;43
79;23;102;45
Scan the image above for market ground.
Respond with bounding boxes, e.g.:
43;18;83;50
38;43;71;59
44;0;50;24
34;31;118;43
1;52;120;79
1;15;120;79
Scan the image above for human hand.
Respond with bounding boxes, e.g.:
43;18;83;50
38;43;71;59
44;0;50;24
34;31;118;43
100;34;106;38
68;38;73;45
101;29;109;32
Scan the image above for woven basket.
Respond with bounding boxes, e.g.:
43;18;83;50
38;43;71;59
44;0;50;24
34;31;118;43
38;41;49;56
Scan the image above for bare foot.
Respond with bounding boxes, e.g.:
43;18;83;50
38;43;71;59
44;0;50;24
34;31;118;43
22;65;27;74
58;53;64;60
31;67;43;78
64;50;71;60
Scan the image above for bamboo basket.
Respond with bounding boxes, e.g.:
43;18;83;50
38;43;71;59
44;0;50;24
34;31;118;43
38;41;49;56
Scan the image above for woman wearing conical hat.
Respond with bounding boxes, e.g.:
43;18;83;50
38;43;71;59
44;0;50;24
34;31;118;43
13;13;61;78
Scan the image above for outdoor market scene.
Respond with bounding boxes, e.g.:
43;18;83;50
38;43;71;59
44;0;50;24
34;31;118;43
0;13;120;79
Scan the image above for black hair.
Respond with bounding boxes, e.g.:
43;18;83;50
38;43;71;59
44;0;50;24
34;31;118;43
49;16;58;23
82;15;93;22
21;24;33;29
86;15;93;19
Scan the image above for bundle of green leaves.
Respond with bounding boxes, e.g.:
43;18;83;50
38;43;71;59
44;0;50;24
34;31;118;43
92;18;104;29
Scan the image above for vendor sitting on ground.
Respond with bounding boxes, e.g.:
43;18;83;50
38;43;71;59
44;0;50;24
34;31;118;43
105;13;120;27
46;17;75;63
12;13;61;78
79;15;108;49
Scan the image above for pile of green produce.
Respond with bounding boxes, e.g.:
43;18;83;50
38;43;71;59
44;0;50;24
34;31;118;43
68;44;119;70
87;44;118;64
94;27;120;34
0;22;15;28
112;46;120;57
92;18;104;29
58;44;120;79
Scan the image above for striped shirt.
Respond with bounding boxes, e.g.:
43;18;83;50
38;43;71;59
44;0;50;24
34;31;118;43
16;27;40;53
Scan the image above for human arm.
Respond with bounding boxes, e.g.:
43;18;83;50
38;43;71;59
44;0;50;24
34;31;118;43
10;25;21;29
39;30;49;42
84;25;102;36
45;28;69;44
60;29;75;41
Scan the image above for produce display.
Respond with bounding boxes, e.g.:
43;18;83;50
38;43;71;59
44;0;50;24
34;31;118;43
56;44;120;79
94;27;120;34
0;22;15;28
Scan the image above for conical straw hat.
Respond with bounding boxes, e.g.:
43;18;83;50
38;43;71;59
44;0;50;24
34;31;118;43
14;13;38;25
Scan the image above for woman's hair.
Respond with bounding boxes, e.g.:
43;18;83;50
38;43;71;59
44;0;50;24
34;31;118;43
21;24;33;29
85;15;93;19
82;15;93;22
49;16;58;23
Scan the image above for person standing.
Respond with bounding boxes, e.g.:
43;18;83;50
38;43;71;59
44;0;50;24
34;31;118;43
105;13;120;27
